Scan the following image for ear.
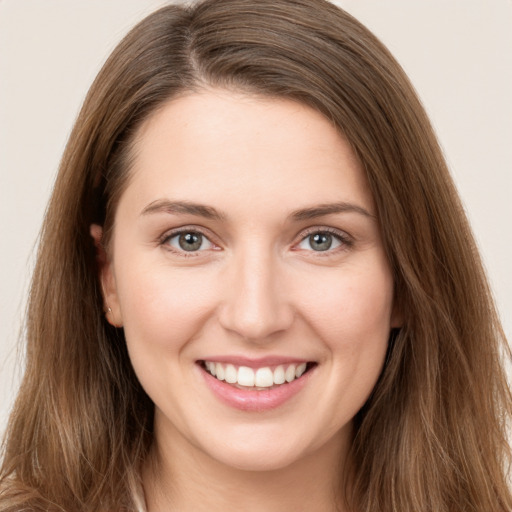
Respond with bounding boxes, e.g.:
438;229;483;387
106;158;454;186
90;224;123;327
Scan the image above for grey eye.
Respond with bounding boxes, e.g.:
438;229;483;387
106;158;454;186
179;233;203;251
167;232;213;252
298;232;342;252
310;233;332;251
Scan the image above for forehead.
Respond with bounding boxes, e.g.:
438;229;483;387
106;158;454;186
120;89;374;218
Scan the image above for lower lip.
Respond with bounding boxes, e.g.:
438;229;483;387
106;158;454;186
199;364;314;412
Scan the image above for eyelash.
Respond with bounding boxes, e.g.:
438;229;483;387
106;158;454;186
159;226;217;258
296;227;353;255
159;226;353;257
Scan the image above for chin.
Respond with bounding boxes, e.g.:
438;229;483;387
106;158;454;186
195;426;321;473
209;446;304;473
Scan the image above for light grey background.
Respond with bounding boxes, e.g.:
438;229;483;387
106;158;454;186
1;0;511;435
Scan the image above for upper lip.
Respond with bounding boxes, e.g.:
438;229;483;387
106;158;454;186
197;355;313;368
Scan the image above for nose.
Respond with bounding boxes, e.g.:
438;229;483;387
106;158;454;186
218;248;294;342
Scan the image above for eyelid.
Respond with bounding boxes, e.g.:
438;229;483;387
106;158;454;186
157;224;353;257
293;226;353;252
159;225;220;256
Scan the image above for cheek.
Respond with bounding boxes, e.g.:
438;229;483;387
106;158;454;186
293;260;393;401
296;262;394;344
113;257;219;353
112;257;221;408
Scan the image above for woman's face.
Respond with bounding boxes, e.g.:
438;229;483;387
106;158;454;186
101;89;399;471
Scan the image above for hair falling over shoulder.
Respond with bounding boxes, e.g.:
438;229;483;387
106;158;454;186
1;1;511;510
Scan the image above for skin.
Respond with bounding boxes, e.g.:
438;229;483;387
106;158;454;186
93;89;400;511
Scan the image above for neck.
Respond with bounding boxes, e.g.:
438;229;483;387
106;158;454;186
142;423;351;512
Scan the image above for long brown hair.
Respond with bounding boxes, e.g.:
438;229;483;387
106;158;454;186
1;1;510;510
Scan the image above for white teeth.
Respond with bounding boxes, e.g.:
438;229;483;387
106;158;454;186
204;361;311;388
225;364;237;384
237;366;255;387
285;365;296;383
273;365;285;385
295;362;307;378
255;367;274;387
215;362;225;381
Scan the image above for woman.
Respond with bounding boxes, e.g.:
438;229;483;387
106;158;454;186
1;0;510;510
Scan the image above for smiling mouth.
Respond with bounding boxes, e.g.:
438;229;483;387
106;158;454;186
199;360;317;390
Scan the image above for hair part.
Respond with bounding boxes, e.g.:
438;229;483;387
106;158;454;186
1;1;511;510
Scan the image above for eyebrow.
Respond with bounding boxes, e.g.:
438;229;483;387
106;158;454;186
140;199;373;222
140;199;226;221
289;202;374;221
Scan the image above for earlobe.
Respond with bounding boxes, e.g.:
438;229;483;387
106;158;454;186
90;224;123;327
